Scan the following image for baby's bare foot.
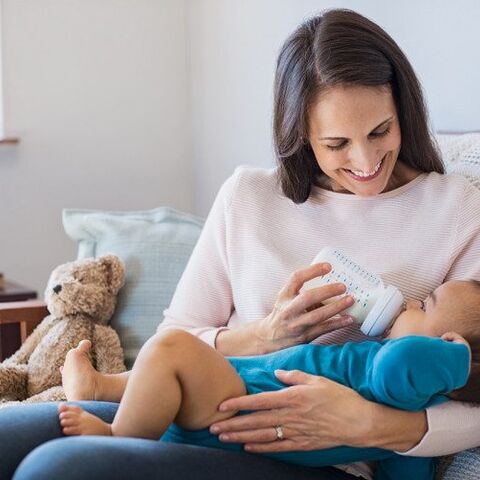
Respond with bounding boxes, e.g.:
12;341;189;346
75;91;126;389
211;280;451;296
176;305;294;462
62;340;100;401
58;403;112;436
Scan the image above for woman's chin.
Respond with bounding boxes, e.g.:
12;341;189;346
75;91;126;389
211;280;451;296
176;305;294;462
338;178;387;197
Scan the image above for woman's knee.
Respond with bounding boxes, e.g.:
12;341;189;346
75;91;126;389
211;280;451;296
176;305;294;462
13;438;93;480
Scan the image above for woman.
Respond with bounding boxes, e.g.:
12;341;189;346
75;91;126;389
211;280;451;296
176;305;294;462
5;8;480;480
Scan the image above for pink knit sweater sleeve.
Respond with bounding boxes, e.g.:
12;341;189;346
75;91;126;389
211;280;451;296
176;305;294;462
157;172;238;347
401;402;480;457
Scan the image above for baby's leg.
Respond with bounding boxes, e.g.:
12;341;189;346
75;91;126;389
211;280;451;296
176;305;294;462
59;330;246;439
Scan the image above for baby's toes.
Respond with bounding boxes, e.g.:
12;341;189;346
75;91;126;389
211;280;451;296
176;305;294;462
60;416;75;427
62;425;80;436
61;404;83;415
59;411;70;421
59;410;78;421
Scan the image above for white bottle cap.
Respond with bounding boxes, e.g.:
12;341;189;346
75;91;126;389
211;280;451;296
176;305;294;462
360;285;404;336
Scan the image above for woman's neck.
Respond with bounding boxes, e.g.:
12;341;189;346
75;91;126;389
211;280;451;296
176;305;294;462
384;161;421;192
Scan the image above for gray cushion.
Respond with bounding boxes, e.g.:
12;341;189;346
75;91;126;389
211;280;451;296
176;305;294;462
436;448;480;479
63;207;204;368
436;132;480;188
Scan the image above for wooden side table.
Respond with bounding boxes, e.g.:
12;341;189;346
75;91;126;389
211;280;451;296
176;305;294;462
0;281;45;360
0;281;37;303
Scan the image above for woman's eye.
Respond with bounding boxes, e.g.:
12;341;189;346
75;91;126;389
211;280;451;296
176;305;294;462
420;300;426;312
370;126;391;138
326;126;390;151
326;142;347;151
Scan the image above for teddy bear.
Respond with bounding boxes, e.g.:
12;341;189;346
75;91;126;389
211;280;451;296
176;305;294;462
0;254;127;406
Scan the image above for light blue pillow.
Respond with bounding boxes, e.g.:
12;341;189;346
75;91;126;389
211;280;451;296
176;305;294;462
63;207;204;368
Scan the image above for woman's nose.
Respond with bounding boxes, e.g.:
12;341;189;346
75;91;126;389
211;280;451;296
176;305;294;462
349;143;378;172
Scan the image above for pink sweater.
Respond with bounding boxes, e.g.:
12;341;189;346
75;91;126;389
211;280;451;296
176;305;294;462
160;166;480;477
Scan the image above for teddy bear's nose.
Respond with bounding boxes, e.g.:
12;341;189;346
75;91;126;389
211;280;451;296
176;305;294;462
53;285;62;294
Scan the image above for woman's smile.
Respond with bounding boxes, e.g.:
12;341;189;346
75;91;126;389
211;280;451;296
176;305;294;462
343;155;386;182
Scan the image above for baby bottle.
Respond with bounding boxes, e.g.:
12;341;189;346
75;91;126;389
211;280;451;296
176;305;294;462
301;247;404;336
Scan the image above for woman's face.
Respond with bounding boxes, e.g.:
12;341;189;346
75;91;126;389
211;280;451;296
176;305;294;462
307;85;403;196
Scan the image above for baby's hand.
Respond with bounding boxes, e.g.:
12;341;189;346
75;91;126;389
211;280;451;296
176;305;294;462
442;332;473;380
442;331;472;364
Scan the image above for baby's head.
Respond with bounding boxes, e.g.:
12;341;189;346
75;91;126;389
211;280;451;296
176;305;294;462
386;279;480;402
387;280;480;341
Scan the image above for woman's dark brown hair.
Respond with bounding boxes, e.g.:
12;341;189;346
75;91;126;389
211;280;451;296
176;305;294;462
273;8;444;203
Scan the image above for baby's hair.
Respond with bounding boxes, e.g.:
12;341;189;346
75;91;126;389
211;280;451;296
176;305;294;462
463;280;480;332
448;280;480;403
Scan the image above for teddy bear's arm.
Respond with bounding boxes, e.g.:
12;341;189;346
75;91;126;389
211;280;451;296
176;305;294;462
3;315;56;366
0;363;28;400
93;325;127;374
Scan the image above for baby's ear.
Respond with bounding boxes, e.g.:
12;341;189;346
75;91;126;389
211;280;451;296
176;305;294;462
98;254;125;294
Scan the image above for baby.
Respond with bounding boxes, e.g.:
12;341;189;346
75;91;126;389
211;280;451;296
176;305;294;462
58;279;480;480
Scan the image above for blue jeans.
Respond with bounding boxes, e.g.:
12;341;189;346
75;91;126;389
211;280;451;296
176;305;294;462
0;401;359;480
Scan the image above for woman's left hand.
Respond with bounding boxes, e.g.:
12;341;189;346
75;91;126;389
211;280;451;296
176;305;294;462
209;369;374;453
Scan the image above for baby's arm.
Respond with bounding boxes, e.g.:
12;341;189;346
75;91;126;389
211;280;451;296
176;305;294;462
370;336;470;411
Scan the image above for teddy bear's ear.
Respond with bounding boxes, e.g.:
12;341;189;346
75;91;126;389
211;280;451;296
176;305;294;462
98;254;125;294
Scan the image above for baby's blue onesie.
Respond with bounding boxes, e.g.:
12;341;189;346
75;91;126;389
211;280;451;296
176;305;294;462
161;336;470;480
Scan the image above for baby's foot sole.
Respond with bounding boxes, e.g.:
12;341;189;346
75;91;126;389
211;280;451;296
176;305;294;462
61;340;101;401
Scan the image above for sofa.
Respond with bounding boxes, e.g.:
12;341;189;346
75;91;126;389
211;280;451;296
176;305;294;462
1;132;479;479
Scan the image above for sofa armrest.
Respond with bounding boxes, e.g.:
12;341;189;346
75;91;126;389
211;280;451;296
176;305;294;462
0;300;48;342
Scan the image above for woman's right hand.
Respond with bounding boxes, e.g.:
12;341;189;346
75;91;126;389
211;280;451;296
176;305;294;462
255;262;355;353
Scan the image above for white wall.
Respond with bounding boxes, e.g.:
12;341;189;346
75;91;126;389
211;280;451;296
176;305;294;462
0;0;192;293
187;0;480;214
